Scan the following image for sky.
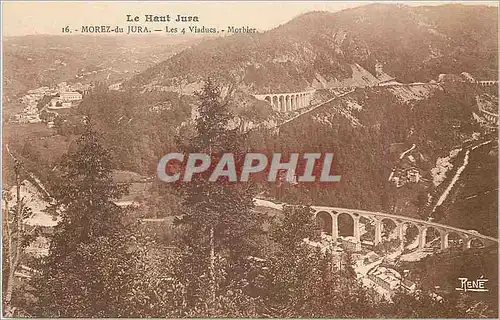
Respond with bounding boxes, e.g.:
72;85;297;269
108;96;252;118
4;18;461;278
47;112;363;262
2;1;499;37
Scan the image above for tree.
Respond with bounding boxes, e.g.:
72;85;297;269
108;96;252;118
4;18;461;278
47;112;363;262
262;205;381;318
171;78;266;316
2;160;36;317
32;121;136;317
373;238;402;255
270;205;320;251
21;140;41;163
262;205;321;316
387;288;463;318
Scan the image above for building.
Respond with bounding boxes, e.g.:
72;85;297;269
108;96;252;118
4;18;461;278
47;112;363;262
407;167;421;183
109;82;122;91
57;82;69;92
60;91;82;102
14;114;42;124
339;236;359;251
368;266;402;294
70;82;91;92
401;279;417;293
50;97;60;108
390;166;421;187
9;114;22;123
27;86;50;95
363;251;381;265
49;98;73;109
26;114;41;123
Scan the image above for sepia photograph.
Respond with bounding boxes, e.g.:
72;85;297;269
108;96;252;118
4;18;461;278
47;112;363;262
1;1;499;318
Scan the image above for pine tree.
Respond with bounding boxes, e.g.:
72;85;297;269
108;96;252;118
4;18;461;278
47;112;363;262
263;205;323;316
263;205;381;317
2;160;36;317
33;121;136;317
172;78;265;316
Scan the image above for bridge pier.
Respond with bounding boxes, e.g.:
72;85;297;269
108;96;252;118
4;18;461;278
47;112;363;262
374;218;382;245
397;223;405;251
331;212;338;241
419;226;426;250
440;232;448;251
466;237;475;249
353;215;362;251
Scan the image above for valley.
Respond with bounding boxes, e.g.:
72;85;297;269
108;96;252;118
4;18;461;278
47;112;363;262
2;2;498;318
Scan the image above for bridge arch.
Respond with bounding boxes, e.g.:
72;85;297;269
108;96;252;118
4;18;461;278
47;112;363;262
272;96;278;111
444;231;464;250
338;212;356;237
381;218;398;240
401;221;420;250
421;226;443;250
466;238;485;249
359;216;375;243
315;211;333;235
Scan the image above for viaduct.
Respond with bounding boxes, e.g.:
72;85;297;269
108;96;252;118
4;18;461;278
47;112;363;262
254;89;316;113
255;199;497;252
479;106;499;125
477;80;498;87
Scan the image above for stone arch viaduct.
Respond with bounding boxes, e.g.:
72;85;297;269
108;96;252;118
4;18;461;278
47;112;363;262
478;80;498;87
311;206;497;252
479;107;499;125
254;89;315;113
255;199;497;253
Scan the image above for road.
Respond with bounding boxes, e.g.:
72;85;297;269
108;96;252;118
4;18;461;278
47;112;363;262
431;139;493;213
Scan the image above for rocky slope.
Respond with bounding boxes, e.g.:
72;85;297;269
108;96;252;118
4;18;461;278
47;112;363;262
248;81;497;233
127;3;498;95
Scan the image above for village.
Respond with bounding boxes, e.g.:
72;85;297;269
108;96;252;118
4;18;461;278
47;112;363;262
8;81;91;127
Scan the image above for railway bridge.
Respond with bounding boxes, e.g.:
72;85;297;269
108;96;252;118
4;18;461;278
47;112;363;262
254;89;315;113
255;199;497;252
479;106;499;125
478;80;498;87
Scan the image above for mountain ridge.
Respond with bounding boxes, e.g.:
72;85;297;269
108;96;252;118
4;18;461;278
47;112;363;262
126;3;498;95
